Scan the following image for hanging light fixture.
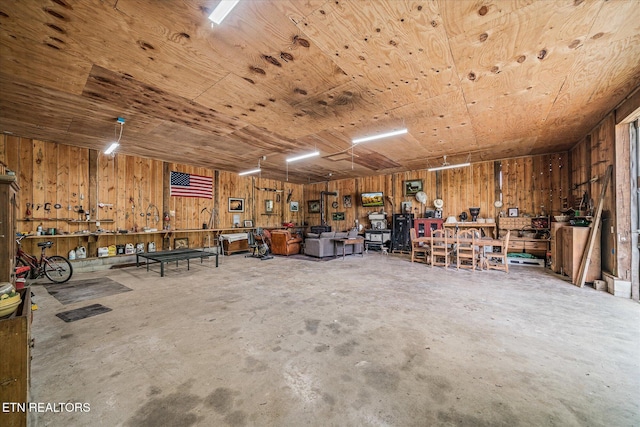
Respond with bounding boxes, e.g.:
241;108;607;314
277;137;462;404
286;151;320;162
352;128;407;144
427;155;471;172
238;156;265;176
208;0;240;24
104;117;125;155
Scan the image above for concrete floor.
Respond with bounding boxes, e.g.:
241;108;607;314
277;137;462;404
27;253;639;426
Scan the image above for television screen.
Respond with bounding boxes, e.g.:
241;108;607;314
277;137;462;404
361;192;384;207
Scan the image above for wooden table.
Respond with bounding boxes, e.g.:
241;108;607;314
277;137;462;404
443;222;497;238
425;237;503;269
332;237;365;259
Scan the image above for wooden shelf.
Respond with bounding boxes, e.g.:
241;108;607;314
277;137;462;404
66;219;114;223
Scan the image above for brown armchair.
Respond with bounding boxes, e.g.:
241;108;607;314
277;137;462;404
270;229;302;256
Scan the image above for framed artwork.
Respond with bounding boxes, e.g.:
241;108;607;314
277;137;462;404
290;201;299;212
243;220;253;228
174;238;189;249
508;207;519;217
332;212;345;221
308;200;321;213
403;179;423;196
228;197;245;212
343;195;352;208
265;199;274;213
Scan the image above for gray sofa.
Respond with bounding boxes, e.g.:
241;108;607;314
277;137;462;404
304;229;363;258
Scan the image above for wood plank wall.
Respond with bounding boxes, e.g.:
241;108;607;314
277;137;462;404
570;114;618;277
304;154;569;231
0;136;304;256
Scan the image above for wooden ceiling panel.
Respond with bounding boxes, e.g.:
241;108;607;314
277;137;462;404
0;0;638;183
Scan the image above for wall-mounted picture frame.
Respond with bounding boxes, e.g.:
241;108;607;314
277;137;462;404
508;207;519;217
332;212;345;221
403;179;423;196
290;201;299;212
401;201;412;213
308;200;321;213
265;199;274;213
243;220;253;228
228;197;244;212
343;195;352;208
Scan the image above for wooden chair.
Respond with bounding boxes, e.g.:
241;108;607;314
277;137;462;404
410;228;429;263
430;228;453;268
484;230;511;272
456;229;477;270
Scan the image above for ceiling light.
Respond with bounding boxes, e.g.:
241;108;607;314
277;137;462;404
208;0;240;24
352;128;408;144
427;155;470;172
104;142;119;155
238;168;261;176
286;151;320;163
104;117;124;155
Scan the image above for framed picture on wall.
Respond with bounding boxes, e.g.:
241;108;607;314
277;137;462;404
228;197;245;212
343;195;352;208
332;212;345;221
290;201;299;212
243;220;253;228
308;200;321;213
403;179;423;196
508;207;519;217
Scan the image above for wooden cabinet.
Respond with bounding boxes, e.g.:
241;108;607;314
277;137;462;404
1;175;19;283
0;289;31;427
560;226;601;284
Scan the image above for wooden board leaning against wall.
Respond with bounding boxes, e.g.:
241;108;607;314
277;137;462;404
303;153;569;232
0;136;303;258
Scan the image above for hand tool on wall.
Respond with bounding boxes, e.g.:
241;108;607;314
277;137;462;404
286;189;293;203
25;203;31;217
44;202;51;215
54;203;62;209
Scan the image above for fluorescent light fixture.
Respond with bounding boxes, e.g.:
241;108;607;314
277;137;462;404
427;162;471;172
238;168;261;176
286;151;320;163
352;128;408;144
104;142;119;155
427;156;470;172
208;0;240;24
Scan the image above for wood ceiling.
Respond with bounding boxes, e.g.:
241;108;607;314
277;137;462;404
1;0;639;183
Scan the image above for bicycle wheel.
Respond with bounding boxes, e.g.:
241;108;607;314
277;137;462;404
44;255;73;283
15;258;31;279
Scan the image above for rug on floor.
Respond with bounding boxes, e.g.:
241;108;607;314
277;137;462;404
55;304;112;322
44;278;132;305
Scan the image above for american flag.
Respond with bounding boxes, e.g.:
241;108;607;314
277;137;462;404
170;171;212;199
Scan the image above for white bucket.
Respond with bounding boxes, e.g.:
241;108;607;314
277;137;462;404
76;246;87;259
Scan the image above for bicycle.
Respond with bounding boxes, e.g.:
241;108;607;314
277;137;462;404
15;234;73;284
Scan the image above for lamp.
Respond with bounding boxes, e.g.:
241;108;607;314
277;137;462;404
286;151;320;163
208;0;240;24
239;156;265;176
104;117;124;155
352;128;407;144
427;155;470;172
